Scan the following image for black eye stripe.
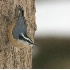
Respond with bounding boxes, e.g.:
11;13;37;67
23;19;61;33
19;35;33;44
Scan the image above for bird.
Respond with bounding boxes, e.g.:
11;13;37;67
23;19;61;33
8;6;35;48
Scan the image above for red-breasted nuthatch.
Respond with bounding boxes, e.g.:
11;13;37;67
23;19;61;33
8;6;35;48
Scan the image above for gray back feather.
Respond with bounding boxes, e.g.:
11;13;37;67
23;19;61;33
12;16;27;39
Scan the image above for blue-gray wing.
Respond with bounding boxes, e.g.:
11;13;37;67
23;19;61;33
12;17;27;39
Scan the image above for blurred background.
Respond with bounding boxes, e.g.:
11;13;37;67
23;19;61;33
33;0;70;69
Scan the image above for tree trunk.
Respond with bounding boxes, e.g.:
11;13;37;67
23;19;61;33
0;0;36;69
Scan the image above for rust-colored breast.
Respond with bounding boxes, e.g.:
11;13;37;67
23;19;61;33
8;21;28;48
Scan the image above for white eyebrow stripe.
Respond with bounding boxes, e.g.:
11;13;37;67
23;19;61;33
21;33;32;43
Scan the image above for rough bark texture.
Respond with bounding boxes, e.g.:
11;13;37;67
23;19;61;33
0;0;36;69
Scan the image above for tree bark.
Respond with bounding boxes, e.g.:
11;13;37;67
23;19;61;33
0;0;36;69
